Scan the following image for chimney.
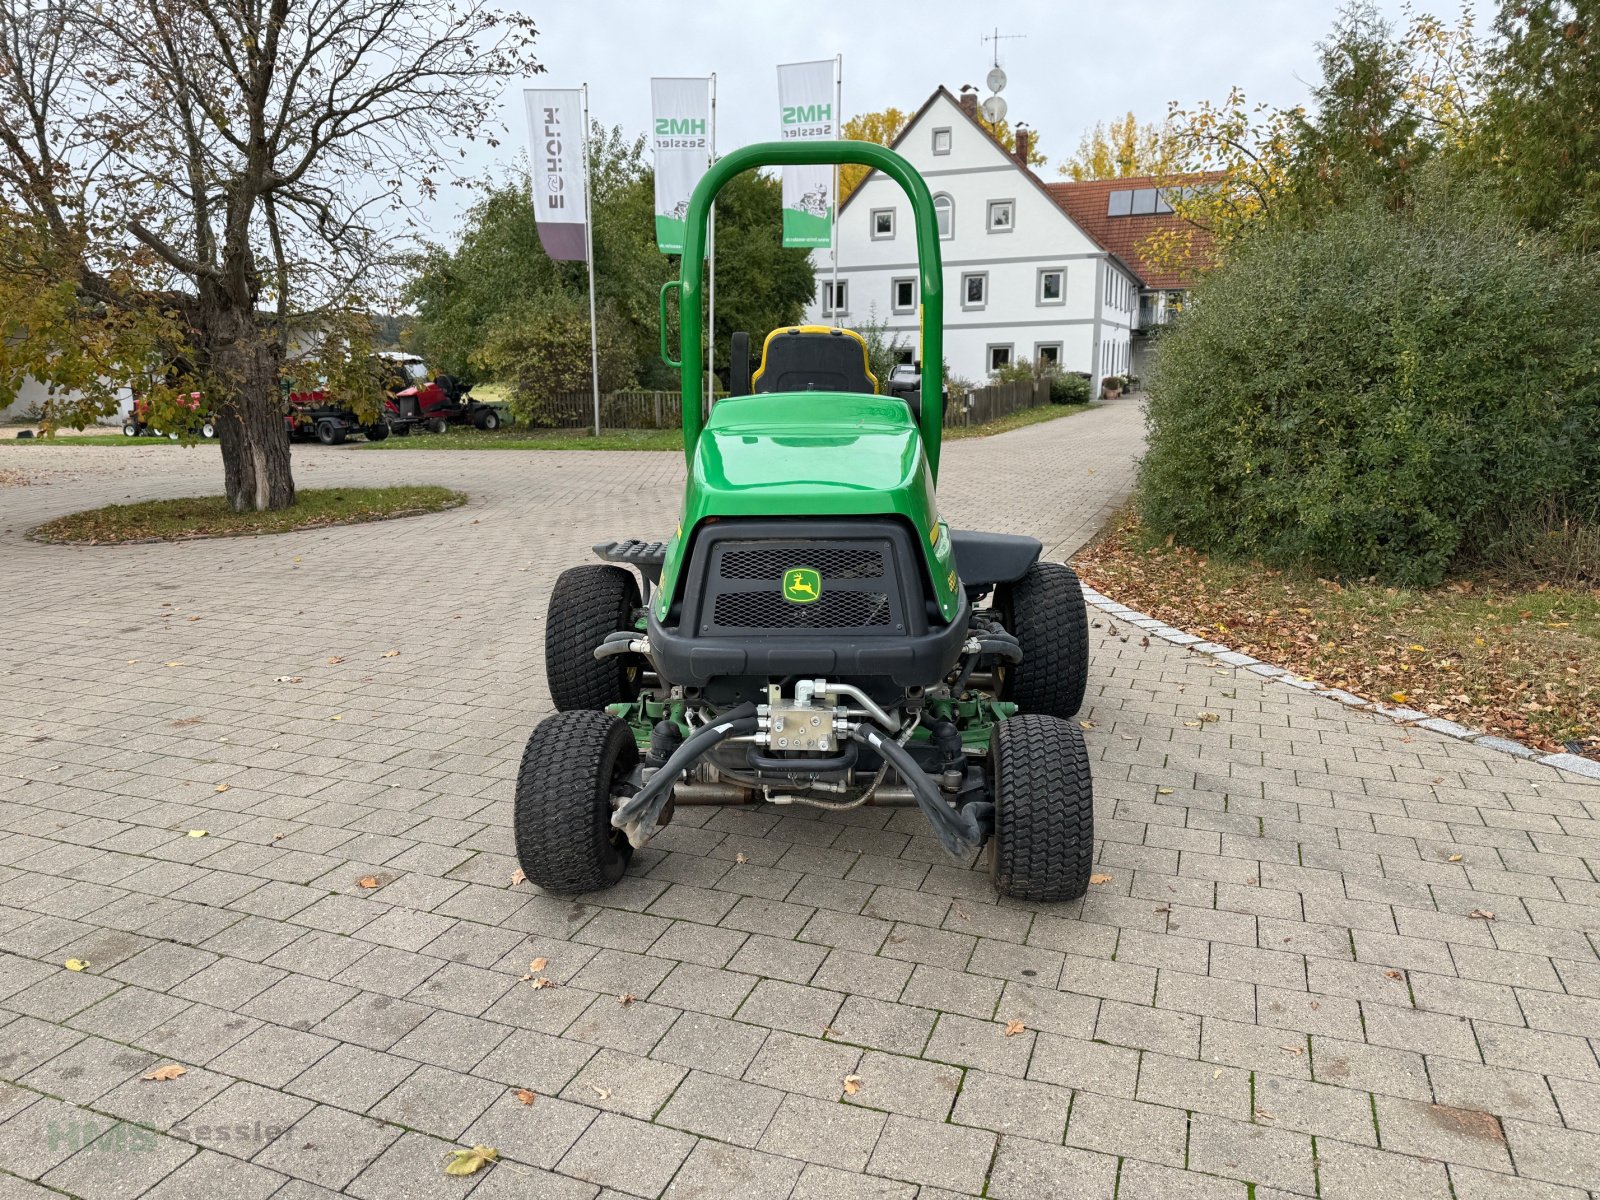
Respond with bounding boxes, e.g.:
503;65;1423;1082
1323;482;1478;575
1015;123;1032;164
958;86;978;117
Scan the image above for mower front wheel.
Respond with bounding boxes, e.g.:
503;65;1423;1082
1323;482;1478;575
545;565;643;711
514;711;635;893
989;713;1094;903
996;561;1090;719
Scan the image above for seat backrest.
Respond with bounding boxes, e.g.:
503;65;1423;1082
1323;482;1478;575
752;326;879;395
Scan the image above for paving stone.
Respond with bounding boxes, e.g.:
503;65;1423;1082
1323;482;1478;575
145;1146;287;1200
286;1042;418;1112
922;1012;1033;1077
42;1123;195;1199
866;1112;997;1194
387;1008;511;1072
1500;1118;1600;1190
170;1081;314;1160
950;1069;1070;1140
556;1111;695;1197
656;1069;783;1146
1118;1159;1249;1199
251;1104;400;1190
209;1023;338;1088
743;1029;861;1100
368;1062;503;1138
18;1034;155;1104
651;1010;769;1079
790;1163;916;1200
1028;1031;1140;1097
736;978;844;1036
757;1092;886;1171
984;1136;1119;1200
663;1141;803;1200
1187;1113;1317;1195
1067;1091;1189;1167
462;1090;595;1170
826;994;936;1056
561;1047;687;1120
1313;1140;1452;1199
473;1027;598;1094
345;1130;479;1200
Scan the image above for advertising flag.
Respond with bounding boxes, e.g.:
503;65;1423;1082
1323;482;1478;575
650;78;712;254
776;60;837;248
522;89;587;262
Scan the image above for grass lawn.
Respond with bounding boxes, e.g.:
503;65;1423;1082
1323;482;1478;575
3;432;197;447
362;400;1095;451
31;485;466;545
1075;509;1600;759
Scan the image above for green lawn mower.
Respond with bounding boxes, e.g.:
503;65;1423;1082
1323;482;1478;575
514;141;1094;902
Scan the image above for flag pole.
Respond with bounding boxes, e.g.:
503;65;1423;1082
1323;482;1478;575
707;72;717;415
581;83;601;438
831;53;842;329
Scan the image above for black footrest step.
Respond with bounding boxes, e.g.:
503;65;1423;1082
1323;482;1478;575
593;540;668;578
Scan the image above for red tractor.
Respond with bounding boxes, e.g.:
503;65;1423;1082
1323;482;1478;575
378;352;504;435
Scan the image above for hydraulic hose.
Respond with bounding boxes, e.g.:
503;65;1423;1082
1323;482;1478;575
610;702;758;846
849;725;990;857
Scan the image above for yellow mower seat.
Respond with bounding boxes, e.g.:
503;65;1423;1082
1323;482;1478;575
752;325;879;395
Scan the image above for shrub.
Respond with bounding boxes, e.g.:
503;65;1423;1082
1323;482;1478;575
1140;191;1600;586
472;291;635;426
1049;372;1091;405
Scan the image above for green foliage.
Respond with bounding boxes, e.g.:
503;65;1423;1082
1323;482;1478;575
1049;373;1091;405
1140;185;1600;586
1481;1;1600;253
853;313;911;389
408;125;815;390
472;291;636;426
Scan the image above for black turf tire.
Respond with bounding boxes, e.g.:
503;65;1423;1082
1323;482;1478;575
989;713;1094;902
427;418;449;434
996;561;1090;719
365;422;390;442
514;711;634;892
545;565;643;711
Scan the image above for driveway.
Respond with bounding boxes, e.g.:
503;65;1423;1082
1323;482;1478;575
0;400;1595;1199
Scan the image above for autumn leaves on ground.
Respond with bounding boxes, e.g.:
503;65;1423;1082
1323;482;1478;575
1077;511;1600;760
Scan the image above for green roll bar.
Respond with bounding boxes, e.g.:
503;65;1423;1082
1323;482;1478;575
670;140;946;479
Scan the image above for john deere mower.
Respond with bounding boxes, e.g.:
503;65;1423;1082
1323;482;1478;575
514;142;1093;902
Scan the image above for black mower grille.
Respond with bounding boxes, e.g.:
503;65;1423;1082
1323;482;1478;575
719;546;885;581
712;589;893;629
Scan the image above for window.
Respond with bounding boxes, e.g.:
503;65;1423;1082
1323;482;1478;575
986;199;1015;233
987;344;1013;373
933;194;953;239
1035;343;1062;367
820;280;847;316
871;208;895;240
961;271;987;309
891;277;916;315
932;127;952;155
1037;268;1065;306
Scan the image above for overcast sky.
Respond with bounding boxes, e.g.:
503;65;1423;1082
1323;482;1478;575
417;0;1491;243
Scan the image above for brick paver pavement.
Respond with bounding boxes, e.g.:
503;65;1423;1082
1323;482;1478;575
0;399;1596;1199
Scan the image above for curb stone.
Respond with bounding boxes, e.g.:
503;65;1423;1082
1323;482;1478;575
1076;578;1600;784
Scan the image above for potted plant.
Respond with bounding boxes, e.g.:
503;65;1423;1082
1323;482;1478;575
1101;375;1123;399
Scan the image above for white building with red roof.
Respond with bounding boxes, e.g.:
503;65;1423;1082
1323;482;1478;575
805;85;1215;387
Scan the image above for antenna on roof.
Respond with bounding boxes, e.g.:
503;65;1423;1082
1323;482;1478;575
981;26;1026;71
980;27;1023;123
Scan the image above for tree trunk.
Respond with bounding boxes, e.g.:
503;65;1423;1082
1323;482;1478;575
205;303;295;511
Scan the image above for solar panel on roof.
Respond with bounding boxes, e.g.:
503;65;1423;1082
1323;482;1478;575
1107;190;1133;217
1131;188;1157;215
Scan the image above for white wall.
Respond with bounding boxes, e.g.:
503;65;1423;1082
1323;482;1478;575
0;376;133;424
805;91;1132;386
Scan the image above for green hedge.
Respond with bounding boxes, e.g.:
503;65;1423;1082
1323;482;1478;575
1140;194;1600;586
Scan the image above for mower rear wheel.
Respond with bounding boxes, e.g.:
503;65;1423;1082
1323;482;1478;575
545;565;643;711
315;419;344;446
514;710;634;892
475;409;500;431
426;418;449;435
996;561;1090;719
989;713;1094;902
365;422;390;442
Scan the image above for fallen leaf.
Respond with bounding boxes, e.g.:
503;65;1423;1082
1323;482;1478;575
821;1025;840;1038
1280;1044;1305;1056
734;852;749;865
327;656;345;664
1469;909;1495;921
1089;873;1113;885
186;830;207;838
1391;692;1409;703
1255;1108;1277;1122
1004;1019;1026;1037
1197;711;1220;723
1140;636;1150;648
274;676;303;684
1384;970;1403;981
1447;854;1463;863
510;869;525;886
842;1074;863;1095
591;1085;612;1100
951;902;971;922
165;661;183;668
143;1064;186;1082
1213;1068;1223;1079
530;957;549;972
1157;787;1174;795
1079;720;1095;730
214;783;229;793
64;959;90;971
514;1089;535;1106
381;650;400;658
618;993;636;1007
531;977;555;990
1154;905;1172;914
442;1145;498;1176
330;714;342;721
1184;720;1202;728
358;876;380;889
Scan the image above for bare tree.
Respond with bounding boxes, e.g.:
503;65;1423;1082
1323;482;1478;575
0;0;540;509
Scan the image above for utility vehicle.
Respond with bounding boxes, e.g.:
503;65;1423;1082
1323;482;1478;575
514;142;1094;902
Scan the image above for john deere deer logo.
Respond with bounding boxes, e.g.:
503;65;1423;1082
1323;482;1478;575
782;567;822;604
